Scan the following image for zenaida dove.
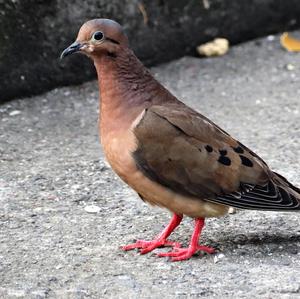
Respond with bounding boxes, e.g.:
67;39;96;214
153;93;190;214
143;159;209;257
61;19;300;261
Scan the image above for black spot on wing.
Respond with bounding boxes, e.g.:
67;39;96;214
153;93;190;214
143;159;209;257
219;149;227;156
205;145;213;153
239;155;253;167
218;156;231;166
232;146;244;154
237;141;268;166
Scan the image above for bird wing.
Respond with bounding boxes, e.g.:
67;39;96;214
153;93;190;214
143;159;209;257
132;103;300;211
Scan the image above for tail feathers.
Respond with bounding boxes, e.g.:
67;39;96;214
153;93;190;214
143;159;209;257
273;171;300;195
215;173;300;211
272;171;300;208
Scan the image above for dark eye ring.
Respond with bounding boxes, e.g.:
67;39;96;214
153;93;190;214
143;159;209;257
92;31;104;41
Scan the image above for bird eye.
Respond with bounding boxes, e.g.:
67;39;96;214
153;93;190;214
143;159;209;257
92;31;104;41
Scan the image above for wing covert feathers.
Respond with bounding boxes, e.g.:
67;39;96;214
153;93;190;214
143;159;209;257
132;105;300;211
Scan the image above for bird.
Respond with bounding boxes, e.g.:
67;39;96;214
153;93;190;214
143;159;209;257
61;19;300;261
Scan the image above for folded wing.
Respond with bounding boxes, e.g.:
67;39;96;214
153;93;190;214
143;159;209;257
132;104;300;211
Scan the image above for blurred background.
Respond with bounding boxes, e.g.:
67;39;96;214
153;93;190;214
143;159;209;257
1;0;300;102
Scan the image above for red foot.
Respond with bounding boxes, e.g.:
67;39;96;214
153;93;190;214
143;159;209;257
122;216;214;262
158;218;215;261
158;245;215;261
122;214;183;255
122;239;181;254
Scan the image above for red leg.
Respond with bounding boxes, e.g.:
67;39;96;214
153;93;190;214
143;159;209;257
122;214;183;254
158;218;215;261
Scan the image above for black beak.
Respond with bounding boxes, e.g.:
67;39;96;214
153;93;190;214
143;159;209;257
60;42;83;59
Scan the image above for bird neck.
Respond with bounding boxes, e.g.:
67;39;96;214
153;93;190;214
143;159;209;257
94;48;175;135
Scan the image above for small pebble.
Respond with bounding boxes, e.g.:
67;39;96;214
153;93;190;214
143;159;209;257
84;205;101;213
286;63;295;71
213;253;225;263
9;110;21;116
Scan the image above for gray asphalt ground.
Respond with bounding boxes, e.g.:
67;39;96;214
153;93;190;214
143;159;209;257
1;32;300;299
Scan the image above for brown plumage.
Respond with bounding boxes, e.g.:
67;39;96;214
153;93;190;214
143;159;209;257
61;19;300;261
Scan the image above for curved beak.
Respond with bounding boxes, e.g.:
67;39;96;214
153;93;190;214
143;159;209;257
60;42;83;59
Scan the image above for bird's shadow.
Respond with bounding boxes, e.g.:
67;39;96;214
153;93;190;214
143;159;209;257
213;232;300;249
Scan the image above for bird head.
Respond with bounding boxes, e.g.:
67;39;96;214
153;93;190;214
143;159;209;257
60;19;128;60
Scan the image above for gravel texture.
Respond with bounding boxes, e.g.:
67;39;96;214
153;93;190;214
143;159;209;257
1;33;300;298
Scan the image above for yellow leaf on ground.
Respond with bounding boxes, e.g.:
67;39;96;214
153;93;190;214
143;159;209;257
280;32;300;52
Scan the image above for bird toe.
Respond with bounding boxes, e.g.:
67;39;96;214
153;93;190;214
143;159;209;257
122;238;181;254
158;245;215;261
